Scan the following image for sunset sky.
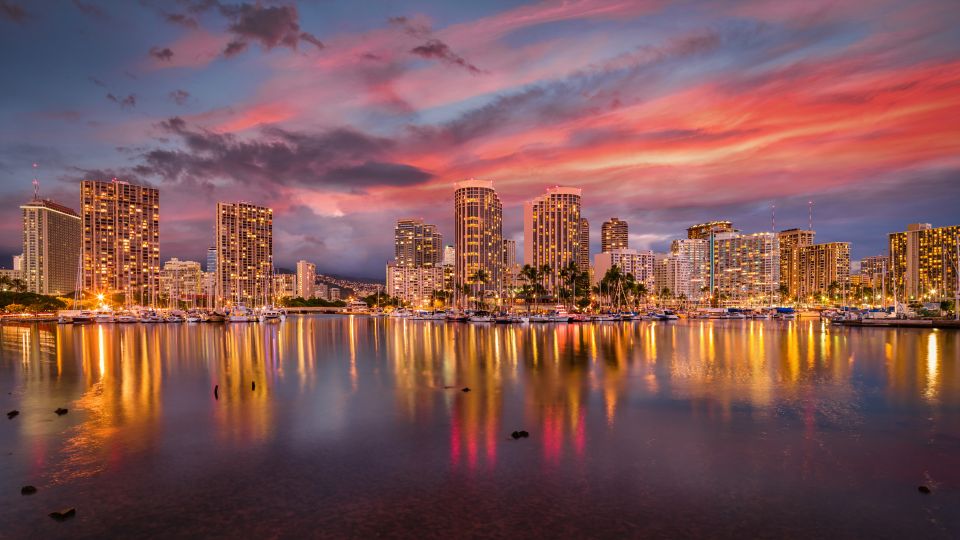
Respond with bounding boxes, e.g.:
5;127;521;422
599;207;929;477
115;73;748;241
1;0;958;278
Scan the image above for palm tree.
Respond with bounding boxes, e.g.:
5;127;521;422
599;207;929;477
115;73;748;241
558;261;583;311
468;269;490;310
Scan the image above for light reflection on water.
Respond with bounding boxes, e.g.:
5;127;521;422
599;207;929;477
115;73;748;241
1;317;959;538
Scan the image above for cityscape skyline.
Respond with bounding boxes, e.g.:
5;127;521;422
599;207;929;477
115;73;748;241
2;1;959;278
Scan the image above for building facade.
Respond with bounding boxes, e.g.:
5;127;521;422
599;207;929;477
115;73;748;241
600;217;628;253
578;217;590;270
386;263;446;306
523;186;582;292
711;231;780;303
296;260;316;298
687;220;734;240
859;255;889;289
395;218;442;268
206;246;217;274
159;258;203;307
670;238;709;301
889;223;960;301
215;202;273;306
778;228;816;300
655;253;692;300
21;198;82;296
81;180;160;302
593;249;655;291
797;242;850;300
454;180;503;298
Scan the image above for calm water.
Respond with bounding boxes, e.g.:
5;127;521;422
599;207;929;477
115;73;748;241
1;316;958;539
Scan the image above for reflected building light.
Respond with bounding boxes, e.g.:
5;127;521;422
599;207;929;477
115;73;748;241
924;331;939;402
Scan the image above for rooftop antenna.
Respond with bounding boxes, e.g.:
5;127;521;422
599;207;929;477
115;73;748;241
771;202;776;231
32;163;40;200
808;200;814;231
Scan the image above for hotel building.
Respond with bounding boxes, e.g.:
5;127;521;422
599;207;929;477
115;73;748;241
216;202;273;306
797;242;850;300
593;248;655;291
503;239;521;289
386;263;445;306
273;272;297;299
670;238;709;301
600;217;628;253
654;253;692;299
81;179;160;301
579;218;590;270
711;231;779;303
889;223;960;301
296;260;316;298
159;257;203;307
395;218;442;268
21;198;82;295
454;180;503;298
778;228;816;299
859;255;889;289
523;186;583;292
687;220;734;240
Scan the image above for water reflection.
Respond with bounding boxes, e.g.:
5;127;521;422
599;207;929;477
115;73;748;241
1;318;959;537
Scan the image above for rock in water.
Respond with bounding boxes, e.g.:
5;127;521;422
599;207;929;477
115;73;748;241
214;384;219;400
252;381;256;391
6;410;18;419
55;408;68;416
49;508;76;521
511;431;521;440
21;485;37;495
461;387;471;392
519;430;529;438
918;485;932;494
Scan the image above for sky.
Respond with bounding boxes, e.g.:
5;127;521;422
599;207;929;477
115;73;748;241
1;0;959;279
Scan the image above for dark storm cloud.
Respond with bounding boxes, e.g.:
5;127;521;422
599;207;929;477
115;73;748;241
410;39;483;74
149;46;175;61
219;3;323;56
106;93;136;108
169;89;190;105
0;0;26;22
133;117;433;193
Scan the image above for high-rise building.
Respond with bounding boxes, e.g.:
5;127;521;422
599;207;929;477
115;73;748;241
216;202;273;306
593;248;655;291
454;179;503;298
503;239;521;288
859;255;889;289
797;242;850;300
206;246;217;274
778;228;816;299
442;245;455;266
889;223;960;301
578;218;590;271
711;231;780;303
386;263;445;306
21;198;82;296
601;217;628;253
81;179;160;301
159;258;202;307
523;186;582;292
687;220;734;240
670;238;709;301
329;287;341;301
296;260;316;298
654;253;691;299
273;272;297;299
394;218;443;268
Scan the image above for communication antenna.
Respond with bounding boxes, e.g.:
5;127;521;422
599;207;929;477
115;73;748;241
771;203;776;231
808;200;814;231
32;163;40;200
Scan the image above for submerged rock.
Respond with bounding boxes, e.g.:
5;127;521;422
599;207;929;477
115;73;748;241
21;485;37;495
6;410;18;419
519;430;529;438
55;408;68;416
461;387;471;392
918;485;932;494
49;508;76;521
511;431;521;440
251;381;256;391
214;384;219;400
